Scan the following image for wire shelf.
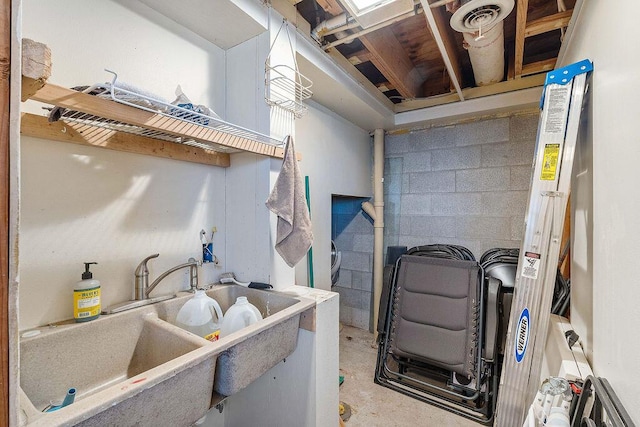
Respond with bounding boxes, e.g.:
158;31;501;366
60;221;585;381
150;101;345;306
265;20;313;118
51;70;284;155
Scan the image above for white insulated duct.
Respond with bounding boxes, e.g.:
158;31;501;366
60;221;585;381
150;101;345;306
450;0;514;86
311;13;353;42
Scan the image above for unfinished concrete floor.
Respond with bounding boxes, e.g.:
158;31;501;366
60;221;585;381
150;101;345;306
339;325;478;427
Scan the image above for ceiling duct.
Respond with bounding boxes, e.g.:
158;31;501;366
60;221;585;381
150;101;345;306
450;0;514;86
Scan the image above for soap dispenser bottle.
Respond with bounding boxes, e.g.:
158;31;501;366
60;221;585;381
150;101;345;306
74;262;101;322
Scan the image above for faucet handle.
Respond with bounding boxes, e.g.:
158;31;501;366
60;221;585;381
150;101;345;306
135;253;159;276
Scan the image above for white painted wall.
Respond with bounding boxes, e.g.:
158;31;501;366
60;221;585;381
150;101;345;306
20;0;228;329
295;102;373;290
559;1;640;421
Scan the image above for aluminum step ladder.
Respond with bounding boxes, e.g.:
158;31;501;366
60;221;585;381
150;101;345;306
494;59;593;427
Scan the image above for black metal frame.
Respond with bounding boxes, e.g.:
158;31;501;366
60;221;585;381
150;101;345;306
571;376;635;427
374;249;500;425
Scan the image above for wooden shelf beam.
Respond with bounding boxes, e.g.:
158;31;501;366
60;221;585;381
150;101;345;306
521;58;556;77
21;113;231;167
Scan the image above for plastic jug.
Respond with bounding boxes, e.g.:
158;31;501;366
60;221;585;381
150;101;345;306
175;290;224;342
220;296;263;337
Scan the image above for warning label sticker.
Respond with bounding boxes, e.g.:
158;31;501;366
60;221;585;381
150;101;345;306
543;85;570;135
522;252;541;279
540;144;560;181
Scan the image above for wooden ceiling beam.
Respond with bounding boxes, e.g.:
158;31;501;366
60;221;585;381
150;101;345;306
521;57;556;76
347;50;373;66
514;0;529;78
419;0;464;100
316;0;343;16
524;9;573;38
360;27;424;99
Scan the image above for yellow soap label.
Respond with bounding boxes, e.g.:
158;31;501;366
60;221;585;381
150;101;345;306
541;144;560;181
74;287;101;319
204;330;220;342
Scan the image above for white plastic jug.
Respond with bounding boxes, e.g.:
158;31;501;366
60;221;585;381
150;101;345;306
220;296;263;337
175;290;224;342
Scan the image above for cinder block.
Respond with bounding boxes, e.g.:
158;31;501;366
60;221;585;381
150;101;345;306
402;174;410;193
510;113;539;142
339;305;353;325
336;269;352;288
385;194;402;217
399;235;432;250
410;216;457;238
361;291;371;312
340;251;371;272
399;216;411;235
455;117;509;146
482;191;528;217
385;157;403;175
510;165;533;190
456;167;510;192
511;216;525;240
337;286;363;309
353;234;374;252
344;213;373;234
334;232;354;252
436;237;482;259
431;146;481;171
384;174;402;195
352;308;370;331
431;193;482;215
409;171;456;193
400;194;431;215
385;134;409;155
480;240;521;256
402;152;431;173
455;216;513;240
481;140;536;167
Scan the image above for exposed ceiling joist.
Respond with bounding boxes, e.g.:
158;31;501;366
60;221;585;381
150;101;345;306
514;0;530;77
524;9;573;38
521;57;556;76
316;0;343;16
420;0;464;100
360;27;424;99
395;72;545;112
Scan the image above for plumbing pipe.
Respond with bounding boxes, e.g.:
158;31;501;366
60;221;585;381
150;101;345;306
324;10;419;49
369;129;384;340
311;13;351;42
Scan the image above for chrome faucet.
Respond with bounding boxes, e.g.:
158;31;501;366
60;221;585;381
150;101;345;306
134;254;199;300
102;254;199;315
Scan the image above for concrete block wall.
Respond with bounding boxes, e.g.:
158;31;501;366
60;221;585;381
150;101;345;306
384;112;539;260
332;198;374;331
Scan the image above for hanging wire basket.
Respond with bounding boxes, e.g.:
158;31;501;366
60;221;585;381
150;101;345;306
265;20;313;119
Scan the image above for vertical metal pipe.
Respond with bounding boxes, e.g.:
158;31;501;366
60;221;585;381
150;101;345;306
372;129;385;339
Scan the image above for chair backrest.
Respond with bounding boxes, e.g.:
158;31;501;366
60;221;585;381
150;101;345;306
390;254;481;377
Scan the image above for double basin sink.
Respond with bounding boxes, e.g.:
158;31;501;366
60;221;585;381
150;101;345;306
19;284;315;426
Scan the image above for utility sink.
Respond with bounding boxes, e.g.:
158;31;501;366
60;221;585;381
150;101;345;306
159;284;314;396
19;309;217;426
18;284;316;426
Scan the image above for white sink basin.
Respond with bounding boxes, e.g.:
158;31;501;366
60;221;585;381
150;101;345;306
19;309;217;426
18;284;316;426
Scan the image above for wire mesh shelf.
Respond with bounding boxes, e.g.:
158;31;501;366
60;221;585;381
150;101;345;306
265;20;313;118
51;70;284;155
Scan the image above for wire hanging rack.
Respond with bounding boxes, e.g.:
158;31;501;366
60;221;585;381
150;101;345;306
265;19;313;119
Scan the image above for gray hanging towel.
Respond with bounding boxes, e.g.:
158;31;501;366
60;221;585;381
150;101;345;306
266;136;313;267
